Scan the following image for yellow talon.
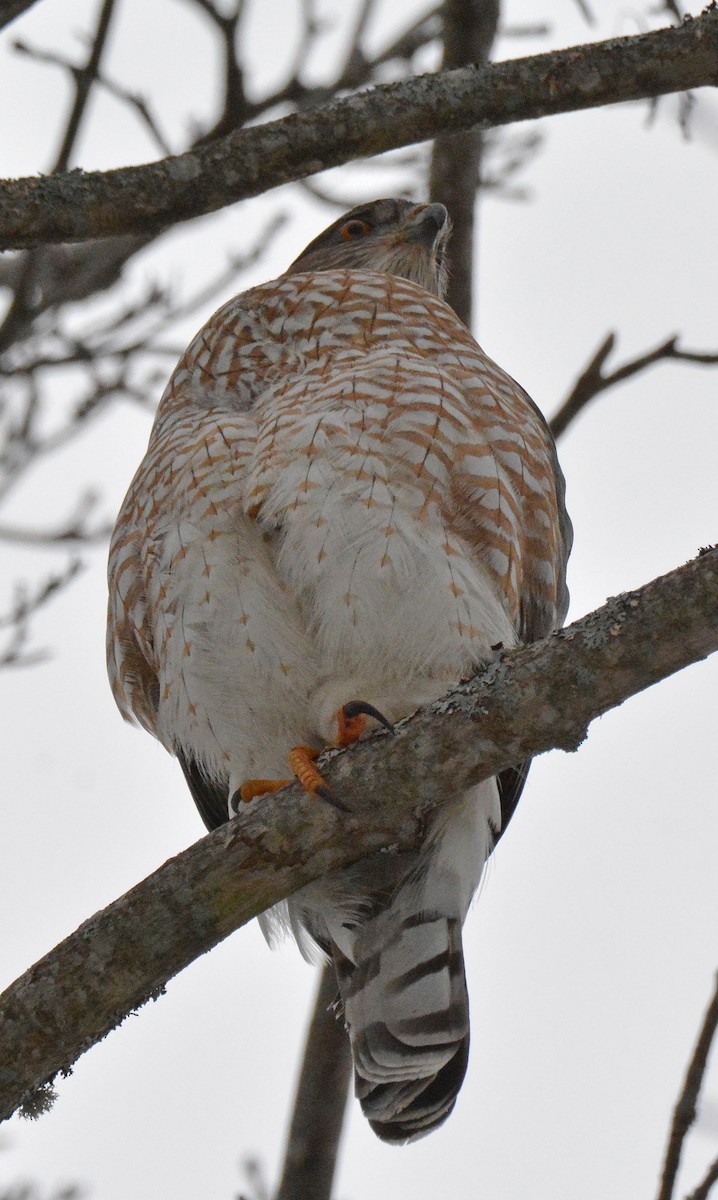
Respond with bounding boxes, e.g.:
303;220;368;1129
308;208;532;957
238;777;291;803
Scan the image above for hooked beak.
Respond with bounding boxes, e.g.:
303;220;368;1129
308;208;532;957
404;203;450;247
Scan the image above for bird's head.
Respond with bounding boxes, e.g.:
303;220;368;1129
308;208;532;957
284;198;451;300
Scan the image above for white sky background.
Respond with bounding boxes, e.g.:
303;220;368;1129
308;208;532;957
0;1;717;1198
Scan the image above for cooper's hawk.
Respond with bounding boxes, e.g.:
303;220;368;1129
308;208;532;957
107;198;572;1143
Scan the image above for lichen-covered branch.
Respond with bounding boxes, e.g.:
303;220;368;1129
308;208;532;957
0;547;716;1123
1;12;717;249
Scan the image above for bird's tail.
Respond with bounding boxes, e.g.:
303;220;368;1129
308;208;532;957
329;777;500;1142
333;904;471;1143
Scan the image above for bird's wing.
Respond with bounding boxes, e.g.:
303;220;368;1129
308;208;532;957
442;342;573;833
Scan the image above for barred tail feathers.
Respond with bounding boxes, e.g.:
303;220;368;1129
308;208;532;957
333;779;500;1144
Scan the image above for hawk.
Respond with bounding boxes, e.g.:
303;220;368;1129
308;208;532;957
107;198;572;1143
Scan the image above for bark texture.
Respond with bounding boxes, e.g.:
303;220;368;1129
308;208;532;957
1;548;717;1123
1;13;717;249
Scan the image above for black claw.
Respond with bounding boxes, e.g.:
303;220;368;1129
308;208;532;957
229;790;242;816
316;785;351;814
343;699;395;734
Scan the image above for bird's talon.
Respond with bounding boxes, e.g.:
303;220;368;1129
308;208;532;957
288;744;322;792
289;744;348;811
316;785;350;813
235;777;292;806
336;700;394;746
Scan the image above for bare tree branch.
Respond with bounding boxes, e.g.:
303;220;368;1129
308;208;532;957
685;1156;718;1200
1;13;717;250
1;547;717;1122
429;0;499;329
657;1;686;24
0;0;119;353
572;0;596;24
12;38;173;157
550;331;718;439
50;0;118;174
186;0;250;142
656;972;718;1200
0;2;435;347
0;560;82;669
0;515;111;547
0;0;43;31
275;966;352;1200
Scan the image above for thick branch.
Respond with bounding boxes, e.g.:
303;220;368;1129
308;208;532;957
0;0;42;31
1;549;717;1121
275;966;352;1200
429;0;499;328
1;13;717;249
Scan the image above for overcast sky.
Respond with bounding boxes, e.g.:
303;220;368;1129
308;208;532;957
1;2;718;1199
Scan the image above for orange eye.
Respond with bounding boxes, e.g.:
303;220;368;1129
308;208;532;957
340;219;372;240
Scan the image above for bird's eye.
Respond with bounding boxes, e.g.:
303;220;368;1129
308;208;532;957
340;219;372;241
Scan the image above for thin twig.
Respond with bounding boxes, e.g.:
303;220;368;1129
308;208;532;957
13;20;170;160
335;0;376;87
238;1154;270;1200
550;332;718;440
659;1;685;24
685;1156;718;1200
0;519;111;546
187;0;249;142
51;0;118;174
656;973;718;1200
371;4;443;69
572;0;596;25
0;0;118;354
0;561;83;669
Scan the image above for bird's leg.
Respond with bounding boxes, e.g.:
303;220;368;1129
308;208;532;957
232;750;342;813
288;702;394;810
288;744;341;806
234;703;393;814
